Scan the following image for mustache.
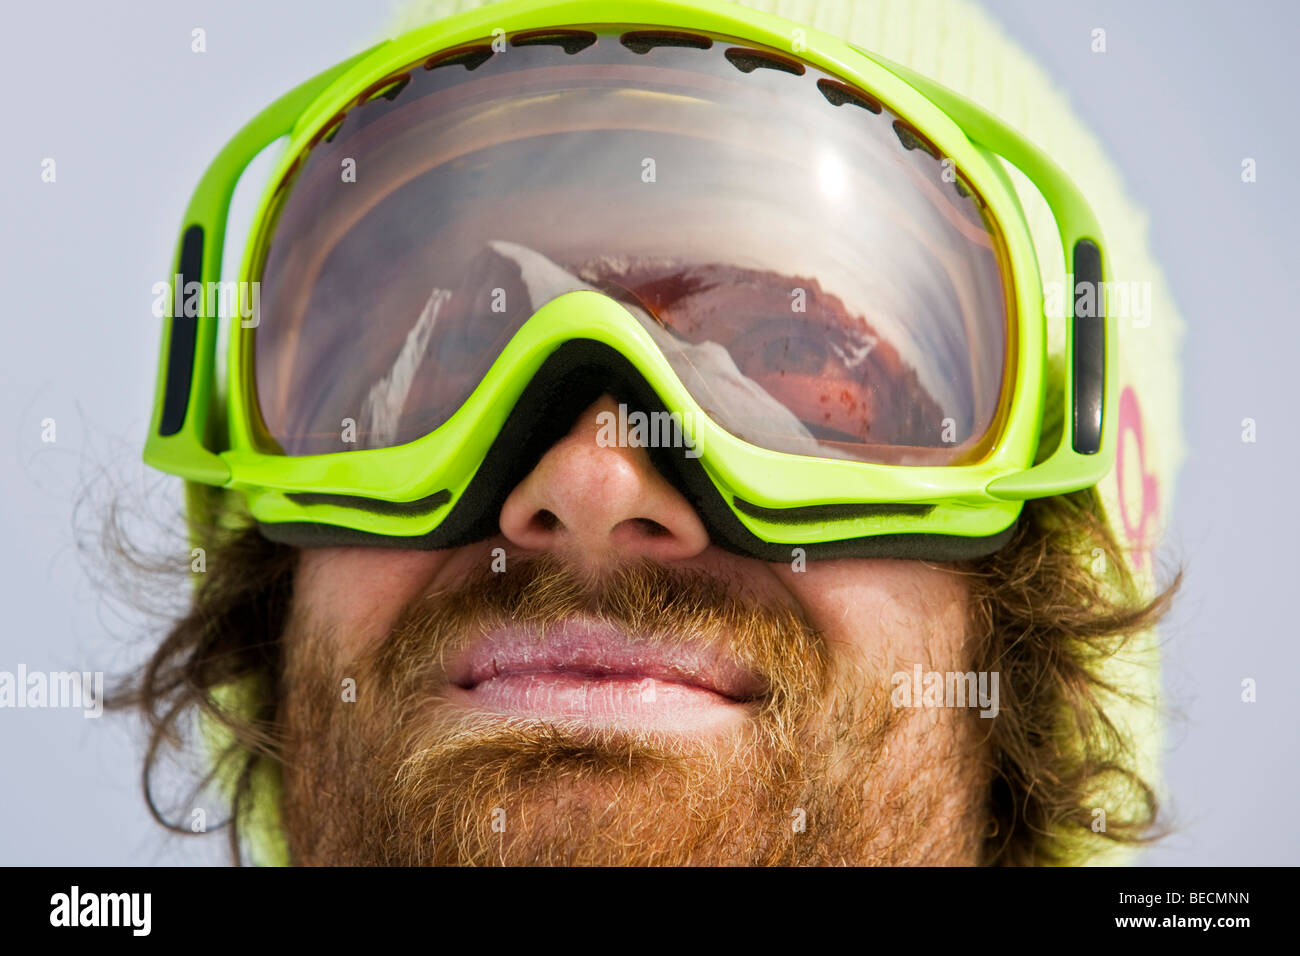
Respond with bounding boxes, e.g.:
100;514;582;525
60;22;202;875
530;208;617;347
356;552;831;721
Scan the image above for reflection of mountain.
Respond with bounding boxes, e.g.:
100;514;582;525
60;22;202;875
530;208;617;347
573;254;948;449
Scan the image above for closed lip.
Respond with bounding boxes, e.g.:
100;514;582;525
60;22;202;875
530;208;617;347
446;617;765;703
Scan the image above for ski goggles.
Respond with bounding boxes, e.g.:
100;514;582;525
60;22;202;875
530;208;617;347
144;0;1116;562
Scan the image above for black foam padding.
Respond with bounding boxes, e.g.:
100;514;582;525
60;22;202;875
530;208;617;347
425;46;493;72
510;30;597;54
258;340;1019;561
817;78;883;114
158;225;204;437
620;31;714;54
724;48;805;76
376;76;410;102
285;489;451;518
1071;239;1106;455
733;498;934;523
891;120;940;159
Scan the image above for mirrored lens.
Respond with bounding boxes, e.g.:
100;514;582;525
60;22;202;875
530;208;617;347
252;30;1011;463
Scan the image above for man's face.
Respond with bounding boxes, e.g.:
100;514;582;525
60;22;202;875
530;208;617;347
278;395;990;865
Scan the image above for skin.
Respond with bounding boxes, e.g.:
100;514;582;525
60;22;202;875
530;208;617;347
285;393;989;864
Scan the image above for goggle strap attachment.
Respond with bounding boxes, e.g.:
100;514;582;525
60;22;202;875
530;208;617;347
157;225;205;437
1071;238;1105;456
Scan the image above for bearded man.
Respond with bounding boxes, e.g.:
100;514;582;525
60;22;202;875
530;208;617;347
115;0;1184;866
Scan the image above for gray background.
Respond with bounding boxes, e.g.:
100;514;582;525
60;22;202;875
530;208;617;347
1;0;1295;865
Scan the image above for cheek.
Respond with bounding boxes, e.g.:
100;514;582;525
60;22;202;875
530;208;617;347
769;559;971;674
292;547;451;660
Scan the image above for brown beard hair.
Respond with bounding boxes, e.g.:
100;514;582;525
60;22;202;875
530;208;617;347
277;555;987;865
103;486;1181;865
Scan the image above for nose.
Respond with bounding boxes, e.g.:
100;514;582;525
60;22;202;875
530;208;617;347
498;394;711;569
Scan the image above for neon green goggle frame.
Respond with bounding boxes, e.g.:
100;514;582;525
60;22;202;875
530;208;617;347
143;0;1115;562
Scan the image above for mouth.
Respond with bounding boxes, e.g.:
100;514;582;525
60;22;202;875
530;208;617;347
444;617;765;733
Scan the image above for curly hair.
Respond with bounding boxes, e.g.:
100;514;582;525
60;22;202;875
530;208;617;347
105;486;1180;865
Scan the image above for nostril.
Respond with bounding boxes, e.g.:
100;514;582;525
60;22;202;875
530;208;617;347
532;509;561;533
630;517;671;538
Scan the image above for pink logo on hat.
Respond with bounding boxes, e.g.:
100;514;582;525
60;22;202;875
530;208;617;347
1114;386;1160;571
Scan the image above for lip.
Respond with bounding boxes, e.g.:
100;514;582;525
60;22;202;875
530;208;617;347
444;618;765;732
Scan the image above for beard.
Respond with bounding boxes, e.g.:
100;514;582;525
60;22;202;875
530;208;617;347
277;554;988;865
